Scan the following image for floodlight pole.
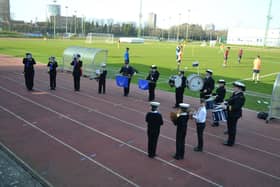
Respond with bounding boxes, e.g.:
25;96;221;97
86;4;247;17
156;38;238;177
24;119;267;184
53;0;57;38
74;10;77;34
186;9;190;40
138;0;143;37
264;0;272;47
176;13;181;41
65;6;68;34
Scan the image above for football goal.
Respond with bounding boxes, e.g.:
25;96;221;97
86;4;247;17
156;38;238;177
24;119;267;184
85;33;114;44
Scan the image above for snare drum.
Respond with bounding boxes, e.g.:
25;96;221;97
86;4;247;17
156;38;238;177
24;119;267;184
168;75;176;87
168;75;181;88
186;74;204;91
206;98;214;110
212;109;227;122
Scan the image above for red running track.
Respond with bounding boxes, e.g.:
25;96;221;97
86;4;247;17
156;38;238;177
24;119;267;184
0;55;280;187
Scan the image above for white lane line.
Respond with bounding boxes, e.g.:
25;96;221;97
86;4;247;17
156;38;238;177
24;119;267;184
3;74;280;160
0;105;139;187
0;86;222;187
24;75;280;152
2;81;280;182
21;73;280;143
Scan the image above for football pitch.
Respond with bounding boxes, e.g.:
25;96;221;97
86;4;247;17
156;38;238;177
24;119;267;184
0;38;279;111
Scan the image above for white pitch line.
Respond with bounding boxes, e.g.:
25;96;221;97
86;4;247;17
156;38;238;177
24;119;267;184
0;85;223;187
0;105;139;187
227;72;279;84
2;79;280;182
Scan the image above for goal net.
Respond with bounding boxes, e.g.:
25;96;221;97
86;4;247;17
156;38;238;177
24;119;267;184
85;33;114;44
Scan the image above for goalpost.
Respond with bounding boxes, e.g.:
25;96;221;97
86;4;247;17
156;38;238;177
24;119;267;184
86;33;114;44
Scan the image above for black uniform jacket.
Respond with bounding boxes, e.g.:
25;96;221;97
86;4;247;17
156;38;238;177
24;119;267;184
226;92;245;118
145;111;163;131
173;113;189;127
23;58;36;72
201;77;215;93
119;66;137;78
99;70;107;81
214;86;226;103
71;60;83;76
146;71;160;84
47;61;58;72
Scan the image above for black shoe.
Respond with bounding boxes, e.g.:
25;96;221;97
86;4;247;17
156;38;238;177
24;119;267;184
212;123;219;127
172;154;182;160
224;130;228;134
148;155;155;158
193;147;203;152
223;141;233;146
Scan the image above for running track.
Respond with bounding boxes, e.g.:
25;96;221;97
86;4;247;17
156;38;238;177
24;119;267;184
0;55;280;187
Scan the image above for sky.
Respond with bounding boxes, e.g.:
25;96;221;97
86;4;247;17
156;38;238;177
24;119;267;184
10;0;280;30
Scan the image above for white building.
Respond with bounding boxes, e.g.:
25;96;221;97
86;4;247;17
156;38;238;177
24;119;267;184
147;12;157;28
227;28;280;47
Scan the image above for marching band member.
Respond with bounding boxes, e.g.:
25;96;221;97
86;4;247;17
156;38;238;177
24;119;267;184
192;99;207;152
212;79;226;127
47;56;58;90
71;54;83;91
223;81;246;147
146;65;160;101
172;103;190;160
200;69;215;99
174;70;186;108
23;53;36;91
145;102;163;158
119;61;137;96
97;63;107;94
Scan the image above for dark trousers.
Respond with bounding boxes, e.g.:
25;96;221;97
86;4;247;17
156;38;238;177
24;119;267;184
148;83;156;101
196;123;205;150
98;79;106;94
175;125;187;158
24;70;34;90
49;71;56;89
123;78;131;96
227;116;238;145
73;74;80;91
175;88;184;106
147;128;160;157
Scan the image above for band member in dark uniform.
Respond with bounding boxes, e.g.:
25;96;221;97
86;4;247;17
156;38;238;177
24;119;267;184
200;69;215;99
146;65;160;101
47;56;58;90
172;103;190;160
212;79;226;127
71;54;83;91
174;70;186;108
23;53;36;91
145;102;163;158
97;63;107;94
223;81;246;147
119;61;137;96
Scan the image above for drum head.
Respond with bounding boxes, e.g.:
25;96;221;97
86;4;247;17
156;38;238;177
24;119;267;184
175;76;182;88
187;74;204;91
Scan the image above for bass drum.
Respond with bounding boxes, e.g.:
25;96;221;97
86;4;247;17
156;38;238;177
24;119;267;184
186;74;204;91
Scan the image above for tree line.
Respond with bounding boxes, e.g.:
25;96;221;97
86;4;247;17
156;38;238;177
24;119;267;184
2;19;227;41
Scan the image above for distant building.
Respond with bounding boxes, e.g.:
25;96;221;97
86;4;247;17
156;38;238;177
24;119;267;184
0;0;10;29
147;12;157;28
227;28;280;47
47;4;61;17
204;24;215;31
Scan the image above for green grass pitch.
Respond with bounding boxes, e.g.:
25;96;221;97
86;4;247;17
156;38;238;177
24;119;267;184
0;38;279;112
